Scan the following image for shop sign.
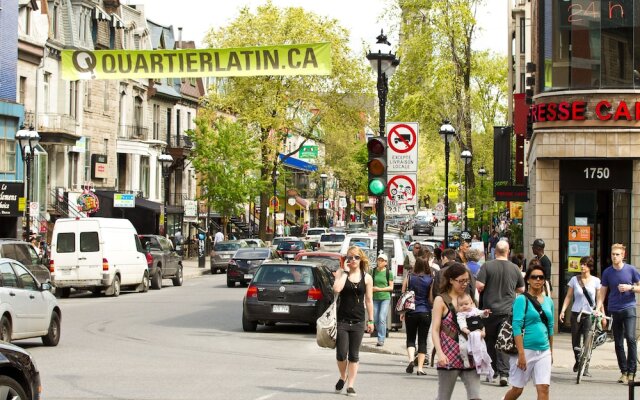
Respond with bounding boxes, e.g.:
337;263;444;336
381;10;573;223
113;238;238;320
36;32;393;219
530;100;640;123
560;160;632;190
298;145;318;159
91;154;108;179
0;182;23;217
494;185;529;202
569;226;590;241
184;200;197;217
114;193;135;208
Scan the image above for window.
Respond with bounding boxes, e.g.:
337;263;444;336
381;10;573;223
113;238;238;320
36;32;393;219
18;77;26;104
140;156;150;198
80;232;100;252
51;5;59;39
13;263;37;291
189;77;196;86
56;233;75;253
43;72;51;112
0;263;18;288
68;152;78;188
519;17;525;54
153;104;160;140
176;109;181;146
21;5;31;35
166;108;172;145
84;138;91;181
84;81;92;109
134;96;143;128
187;111;192;131
69;80;78;117
0;119;16;173
13;244;35;266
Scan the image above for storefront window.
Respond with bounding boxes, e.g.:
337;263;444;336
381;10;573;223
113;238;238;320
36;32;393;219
543;0;640;90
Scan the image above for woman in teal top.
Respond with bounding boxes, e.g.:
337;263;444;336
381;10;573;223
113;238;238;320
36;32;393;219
504;264;554;400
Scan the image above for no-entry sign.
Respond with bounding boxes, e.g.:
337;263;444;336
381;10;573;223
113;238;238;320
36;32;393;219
386;122;418;173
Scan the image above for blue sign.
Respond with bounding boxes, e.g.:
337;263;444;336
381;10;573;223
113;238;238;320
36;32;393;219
568;241;590;257
114;193;135;208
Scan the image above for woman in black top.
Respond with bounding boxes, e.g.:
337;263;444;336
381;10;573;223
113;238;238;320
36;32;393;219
333;246;374;397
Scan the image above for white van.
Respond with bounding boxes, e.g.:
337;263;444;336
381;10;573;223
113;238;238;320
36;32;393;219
50;218;150;297
339;232;409;287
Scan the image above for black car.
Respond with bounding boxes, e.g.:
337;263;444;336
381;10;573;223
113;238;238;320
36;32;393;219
0;341;41;399
0;239;51;285
275;239;306;258
227;247;279;287
138;235;184;289
412;217;434;236
242;261;335;331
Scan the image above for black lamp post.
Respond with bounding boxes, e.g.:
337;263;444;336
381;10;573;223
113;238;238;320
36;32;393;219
158;153;174;236
320;173;327;227
367;29;399;256
272;169;280;236
16;126;40;240
478;166;487;228
439;120;456;249
460;149;472;232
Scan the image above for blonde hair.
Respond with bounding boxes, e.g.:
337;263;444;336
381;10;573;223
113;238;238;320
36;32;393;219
347;246;370;273
612;243;626;253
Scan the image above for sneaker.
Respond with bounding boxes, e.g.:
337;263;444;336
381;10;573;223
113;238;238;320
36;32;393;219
573;362;578;373
583;371;592;377
628;373;636;382
406;361;414;374
499;375;508;387
376;342;384;347
335;378;345;393
346;387;357;397
618;374;629;384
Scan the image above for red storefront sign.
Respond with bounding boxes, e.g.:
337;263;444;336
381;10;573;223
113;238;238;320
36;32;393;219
530;100;640;122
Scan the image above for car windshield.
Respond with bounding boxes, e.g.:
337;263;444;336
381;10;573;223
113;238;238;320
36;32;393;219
298;255;341;272
234;248;270;259
320;234;345;243
253;265;313;284
214;242;240;251
307;229;326;236
348;237;372;248
276;241;304;251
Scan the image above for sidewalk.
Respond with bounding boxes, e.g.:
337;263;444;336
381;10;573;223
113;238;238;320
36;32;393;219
181;258;210;279
360;327;619;370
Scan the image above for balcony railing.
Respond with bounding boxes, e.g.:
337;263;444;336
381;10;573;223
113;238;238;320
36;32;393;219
167;192;187;207
36;113;77;134
120;125;149;140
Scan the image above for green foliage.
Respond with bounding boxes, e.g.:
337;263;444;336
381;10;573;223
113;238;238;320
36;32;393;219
187;113;264;222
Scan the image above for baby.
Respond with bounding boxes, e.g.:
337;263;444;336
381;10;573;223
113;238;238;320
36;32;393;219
456;294;494;379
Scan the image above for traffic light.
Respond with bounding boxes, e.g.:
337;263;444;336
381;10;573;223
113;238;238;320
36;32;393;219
367;137;387;196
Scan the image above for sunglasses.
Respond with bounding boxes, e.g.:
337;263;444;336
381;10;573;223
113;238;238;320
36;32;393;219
529;275;545;281
346;255;361;261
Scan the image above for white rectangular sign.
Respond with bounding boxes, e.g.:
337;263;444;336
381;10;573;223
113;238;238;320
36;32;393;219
385;173;417;215
113;193;135;208
386;122;419;173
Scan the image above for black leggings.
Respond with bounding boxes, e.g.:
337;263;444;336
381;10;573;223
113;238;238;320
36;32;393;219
336;321;365;362
571;311;592;362
405;312;432;354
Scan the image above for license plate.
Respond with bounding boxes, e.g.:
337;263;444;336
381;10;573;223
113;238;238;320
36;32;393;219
220;255;230;259
244;274;253;280
272;305;289;313
60;270;71;275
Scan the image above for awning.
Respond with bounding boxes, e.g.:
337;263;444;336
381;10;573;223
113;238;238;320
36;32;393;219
295;196;308;208
93;5;109;21
111;13;125;29
279;153;317;172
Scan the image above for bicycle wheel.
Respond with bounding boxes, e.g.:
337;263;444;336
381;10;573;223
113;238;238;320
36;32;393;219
576;331;594;384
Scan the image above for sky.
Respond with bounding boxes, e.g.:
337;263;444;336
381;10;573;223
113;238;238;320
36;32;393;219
127;0;507;55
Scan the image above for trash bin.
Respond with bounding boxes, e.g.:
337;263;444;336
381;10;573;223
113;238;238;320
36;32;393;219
389;287;403;332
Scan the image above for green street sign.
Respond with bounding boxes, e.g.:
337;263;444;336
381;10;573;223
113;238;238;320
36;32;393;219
299;145;318;159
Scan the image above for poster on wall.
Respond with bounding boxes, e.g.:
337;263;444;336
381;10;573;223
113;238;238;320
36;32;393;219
568;241;590;257
568;257;582;273
569;226;590;241
575;217;588;226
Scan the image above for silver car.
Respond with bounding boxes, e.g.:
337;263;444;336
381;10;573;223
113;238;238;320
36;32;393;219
210;240;248;274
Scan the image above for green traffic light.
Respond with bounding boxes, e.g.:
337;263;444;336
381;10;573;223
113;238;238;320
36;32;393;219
369;179;386;196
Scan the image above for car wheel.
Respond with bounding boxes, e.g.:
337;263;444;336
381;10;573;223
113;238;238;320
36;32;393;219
110;275;121;297
242;312;257;332
227;278;235;288
0;315;11;342
172;265;184;287
151;269;162;290
42;311;61;346
0;376;28;400
140;271;150;293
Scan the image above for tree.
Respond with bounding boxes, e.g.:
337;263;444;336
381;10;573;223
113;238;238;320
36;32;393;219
203;1;371;239
188;112;263;237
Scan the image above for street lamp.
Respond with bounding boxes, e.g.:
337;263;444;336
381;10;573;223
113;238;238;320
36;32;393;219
460;149;472;232
367;29;399;256
439;120;456;249
320;173;328;227
272;169;280;236
16;126;40;240
158;153;174;236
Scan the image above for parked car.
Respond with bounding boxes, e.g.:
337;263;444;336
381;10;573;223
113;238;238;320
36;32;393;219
318;233;346;252
49;217;150;297
447;213;460;222
304;227;328;243
412;217;434;236
269;236;298;251
0;341;41;400
0;258;61;347
345;222;367;234
244;239;267;248
275;239;306;258
0;239;51;285
227;247;280;287
294;251;343;275
138;235;184;289
210;240;248;274
241;260;334;331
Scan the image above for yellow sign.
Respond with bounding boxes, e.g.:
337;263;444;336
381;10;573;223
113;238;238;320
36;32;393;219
467;208;475;219
568;257;582;273
448;185;459;200
18;197;25;212
355;195;366;202
61;43;332;80
509;202;523;219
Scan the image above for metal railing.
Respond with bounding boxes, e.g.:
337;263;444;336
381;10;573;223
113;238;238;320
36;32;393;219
49;188;84;218
167;192;187;207
119;125;149;140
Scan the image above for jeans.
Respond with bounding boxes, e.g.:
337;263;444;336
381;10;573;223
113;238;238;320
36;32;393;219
611;306;637;374
485;314;510;377
570;311;592;363
372;299;390;343
336;321;365;363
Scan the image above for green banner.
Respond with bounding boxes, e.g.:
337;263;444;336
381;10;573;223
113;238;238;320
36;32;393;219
299;145;318;159
62;42;332;80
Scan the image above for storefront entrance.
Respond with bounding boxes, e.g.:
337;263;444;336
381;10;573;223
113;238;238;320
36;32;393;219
558;159;632;330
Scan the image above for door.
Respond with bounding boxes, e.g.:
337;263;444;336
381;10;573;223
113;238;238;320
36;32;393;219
0;262;30;337
160;237;178;275
77;228;103;281
12;262;48;333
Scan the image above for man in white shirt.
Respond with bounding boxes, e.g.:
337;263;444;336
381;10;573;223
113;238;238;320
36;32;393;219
214;230;224;245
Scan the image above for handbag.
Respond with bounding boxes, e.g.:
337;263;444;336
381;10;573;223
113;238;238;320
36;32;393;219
316;295;339;349
395;275;416;313
495;319;519;355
